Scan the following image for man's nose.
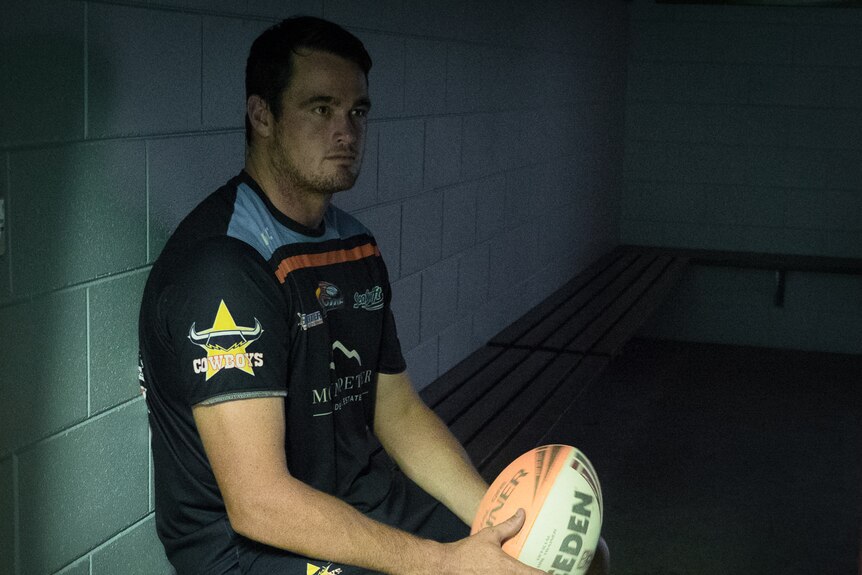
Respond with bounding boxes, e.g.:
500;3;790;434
333;113;360;144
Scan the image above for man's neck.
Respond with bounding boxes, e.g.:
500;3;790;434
244;155;331;230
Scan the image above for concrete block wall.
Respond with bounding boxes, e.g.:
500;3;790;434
623;0;862;354
0;1;629;573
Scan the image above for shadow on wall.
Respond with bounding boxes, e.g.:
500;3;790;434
2;24;160;575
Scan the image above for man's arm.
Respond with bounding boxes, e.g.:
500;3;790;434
373;370;488;525
193;396;543;575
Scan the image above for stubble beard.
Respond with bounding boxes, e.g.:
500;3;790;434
269;132;361;198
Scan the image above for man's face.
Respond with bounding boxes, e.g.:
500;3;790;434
268;49;370;196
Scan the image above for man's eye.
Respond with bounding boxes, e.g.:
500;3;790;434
351;108;368;118
314;106;329;115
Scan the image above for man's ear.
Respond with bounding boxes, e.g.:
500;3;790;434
247;95;274;140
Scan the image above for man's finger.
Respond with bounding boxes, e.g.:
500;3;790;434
486;508;526;544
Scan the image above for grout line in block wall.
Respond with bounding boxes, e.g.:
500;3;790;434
83;2;89;140
10;396;146;460
86;288;92;417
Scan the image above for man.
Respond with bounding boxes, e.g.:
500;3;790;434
139;16;606;574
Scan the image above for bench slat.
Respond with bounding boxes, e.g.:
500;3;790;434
420;345;506;409
448;351;556;446
592;256;689;356
477;355;610;479
509;251;645;350
433;348;531;425
464;353;583;467
566;255;674;353
541;253;657;351
490;247;632;346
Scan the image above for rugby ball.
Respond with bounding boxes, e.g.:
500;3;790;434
471;445;603;574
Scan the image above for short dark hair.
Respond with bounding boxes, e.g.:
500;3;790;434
244;16;372;145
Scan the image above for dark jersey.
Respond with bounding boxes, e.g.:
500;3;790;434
139;171;406;573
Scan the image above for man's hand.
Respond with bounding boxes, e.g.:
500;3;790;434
437;510;545;575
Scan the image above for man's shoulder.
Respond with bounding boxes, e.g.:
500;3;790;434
326;204;374;241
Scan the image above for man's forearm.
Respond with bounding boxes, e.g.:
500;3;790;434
376;397;488;525
231;470;447;574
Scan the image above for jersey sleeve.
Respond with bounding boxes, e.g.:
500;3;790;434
157;237;290;406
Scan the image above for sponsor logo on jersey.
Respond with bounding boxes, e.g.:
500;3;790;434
297;311;324;331
311;341;372;417
316;281;344;314
188;300;264;381
307;562;342;575
353;285;384;311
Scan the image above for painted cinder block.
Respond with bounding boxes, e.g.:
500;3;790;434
246;0;323;19
437;314;474;377
401;0;466;39
359;32;405;119
203;16;273;130
91;515;174;575
630;19;791;65
147;132;245;260
378;119;424;203
0;290;87;458
424;116;462;192
420;257;458;341
0;457;12;575
622;139;668;184
403;336;438;392
793;107;862;152
390;272;421;351
325;0;404;33
492;110;527;172
405;38;447;117
89;270;150;415
56;558;90;575
88;4;201;137
504;166;544;229
628;61;750;105
787;272;862;316
472;281;530;346
18;400;150;575
442;183;476;259
335;123;379;215
445;43;485;115
352;201;401;280
461;113;496;180
665;142;750;187
487;224;538;303
400;190;443;276
149;0;239;13
10;140;147;294
1;0;84;146
794;24;862;68
826;230;862;259
474;174;506;244
803;147;862;193
457;242;489;315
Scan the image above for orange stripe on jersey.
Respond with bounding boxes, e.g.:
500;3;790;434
275;243;380;284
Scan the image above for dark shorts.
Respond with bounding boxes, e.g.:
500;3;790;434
235;473;469;574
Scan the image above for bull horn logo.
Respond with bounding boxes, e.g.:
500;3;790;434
188;317;262;347
188;300;264;380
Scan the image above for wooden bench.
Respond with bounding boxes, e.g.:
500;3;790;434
415;245;690;481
